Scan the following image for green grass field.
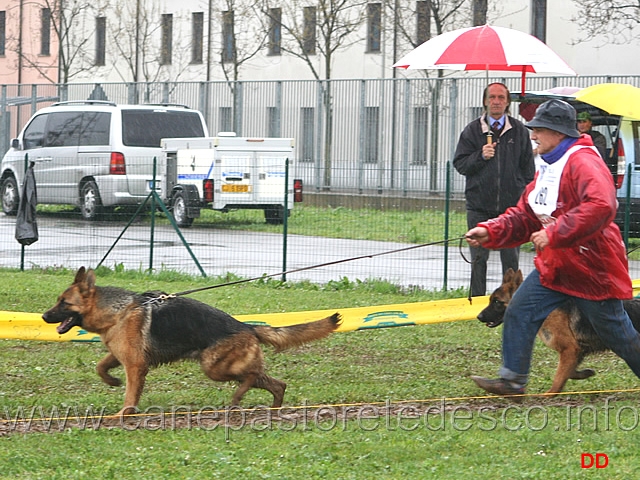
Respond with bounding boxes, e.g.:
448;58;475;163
1;267;639;478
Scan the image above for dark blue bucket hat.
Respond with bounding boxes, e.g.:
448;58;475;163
526;99;580;138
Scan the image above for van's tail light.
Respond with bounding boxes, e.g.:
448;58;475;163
203;179;214;203
109;152;126;175
615;139;626;189
293;179;303;202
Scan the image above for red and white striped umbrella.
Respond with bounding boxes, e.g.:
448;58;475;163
393;25;576;93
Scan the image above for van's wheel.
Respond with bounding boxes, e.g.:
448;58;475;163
264;206;287;224
1;176;19;216
172;192;193;227
80;181;103;220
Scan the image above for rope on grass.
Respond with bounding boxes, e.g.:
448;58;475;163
3;386;640;431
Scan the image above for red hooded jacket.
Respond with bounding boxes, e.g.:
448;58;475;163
479;134;632;300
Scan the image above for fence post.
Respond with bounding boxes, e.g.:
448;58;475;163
624;162;632;248
357;80;365;194
443;160;452;290
401;79;411;195
234;81;243;136
0;85;8;156
281;158;290;282
19;153;29;271
149;157;157;271
198;81;209;124
314;80;324;191
443;79;459;290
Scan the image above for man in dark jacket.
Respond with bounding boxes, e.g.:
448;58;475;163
576;111;607;159
453;82;535;296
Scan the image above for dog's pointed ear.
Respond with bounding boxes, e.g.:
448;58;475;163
85;269;96;290
503;268;515;283
74;266;87;284
74;267;96;291
515;269;523;287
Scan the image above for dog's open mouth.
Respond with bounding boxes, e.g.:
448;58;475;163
56;317;77;334
45;314;82;334
484;320;502;328
43;311;82;334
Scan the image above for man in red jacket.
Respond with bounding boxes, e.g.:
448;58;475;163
465;99;640;398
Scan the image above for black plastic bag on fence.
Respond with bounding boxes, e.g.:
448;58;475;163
15;163;38;246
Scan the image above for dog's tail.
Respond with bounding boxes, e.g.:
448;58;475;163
253;313;342;352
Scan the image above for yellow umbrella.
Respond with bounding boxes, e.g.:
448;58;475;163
573;83;640;120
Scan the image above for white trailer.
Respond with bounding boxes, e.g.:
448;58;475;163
160;134;301;227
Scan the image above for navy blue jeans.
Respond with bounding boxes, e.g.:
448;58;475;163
498;269;640;386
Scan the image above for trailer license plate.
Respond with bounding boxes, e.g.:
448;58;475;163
222;184;249;193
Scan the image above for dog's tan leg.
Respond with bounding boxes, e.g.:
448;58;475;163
119;362;149;414
231;373;258;406
547;345;583;394
253;374;286;408
96;353;122;386
539;311;594;394
200;333;271;406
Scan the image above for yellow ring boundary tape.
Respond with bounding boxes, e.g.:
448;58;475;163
5;280;640;342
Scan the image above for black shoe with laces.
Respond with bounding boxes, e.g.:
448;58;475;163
470;376;525;401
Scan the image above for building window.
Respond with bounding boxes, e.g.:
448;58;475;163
0;11;6;56
367;3;381;53
41;8;51;55
303;7;316;55
412;107;429;165
192;12;204;64
268;8;281;55
416;1;430;45
222;10;235;63
95;17;106;66
472;0;487;27
531;0;547;42
300;107;315;163
161;14;173;65
364;106;379;163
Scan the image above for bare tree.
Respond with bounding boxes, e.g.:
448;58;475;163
205;0;270;134
106;0;191;85
262;0;368;81
385;1;470;190
570;0;640;45
257;1;368;189
6;0;96;84
213;0;269;83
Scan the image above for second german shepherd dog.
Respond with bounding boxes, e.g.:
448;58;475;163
477;268;640;394
43;267;341;415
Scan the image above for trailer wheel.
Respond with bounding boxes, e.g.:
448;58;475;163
264;206;288;224
172;192;194;227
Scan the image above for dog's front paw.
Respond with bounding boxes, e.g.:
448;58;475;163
102;376;122;387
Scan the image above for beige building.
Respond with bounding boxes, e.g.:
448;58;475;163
0;1;638;85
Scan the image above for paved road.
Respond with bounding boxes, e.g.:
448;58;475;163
2;215;639;293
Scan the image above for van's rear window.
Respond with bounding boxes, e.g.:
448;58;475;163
121;110;205;147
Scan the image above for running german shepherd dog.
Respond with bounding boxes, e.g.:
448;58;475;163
43;267;341;415
477;268;640;394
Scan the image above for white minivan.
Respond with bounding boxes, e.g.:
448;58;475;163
0;101;209;220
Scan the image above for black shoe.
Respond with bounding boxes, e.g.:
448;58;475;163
471;376;525;401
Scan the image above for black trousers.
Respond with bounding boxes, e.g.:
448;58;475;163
466;209;520;297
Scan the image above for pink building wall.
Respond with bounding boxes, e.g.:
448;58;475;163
0;0;58;85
